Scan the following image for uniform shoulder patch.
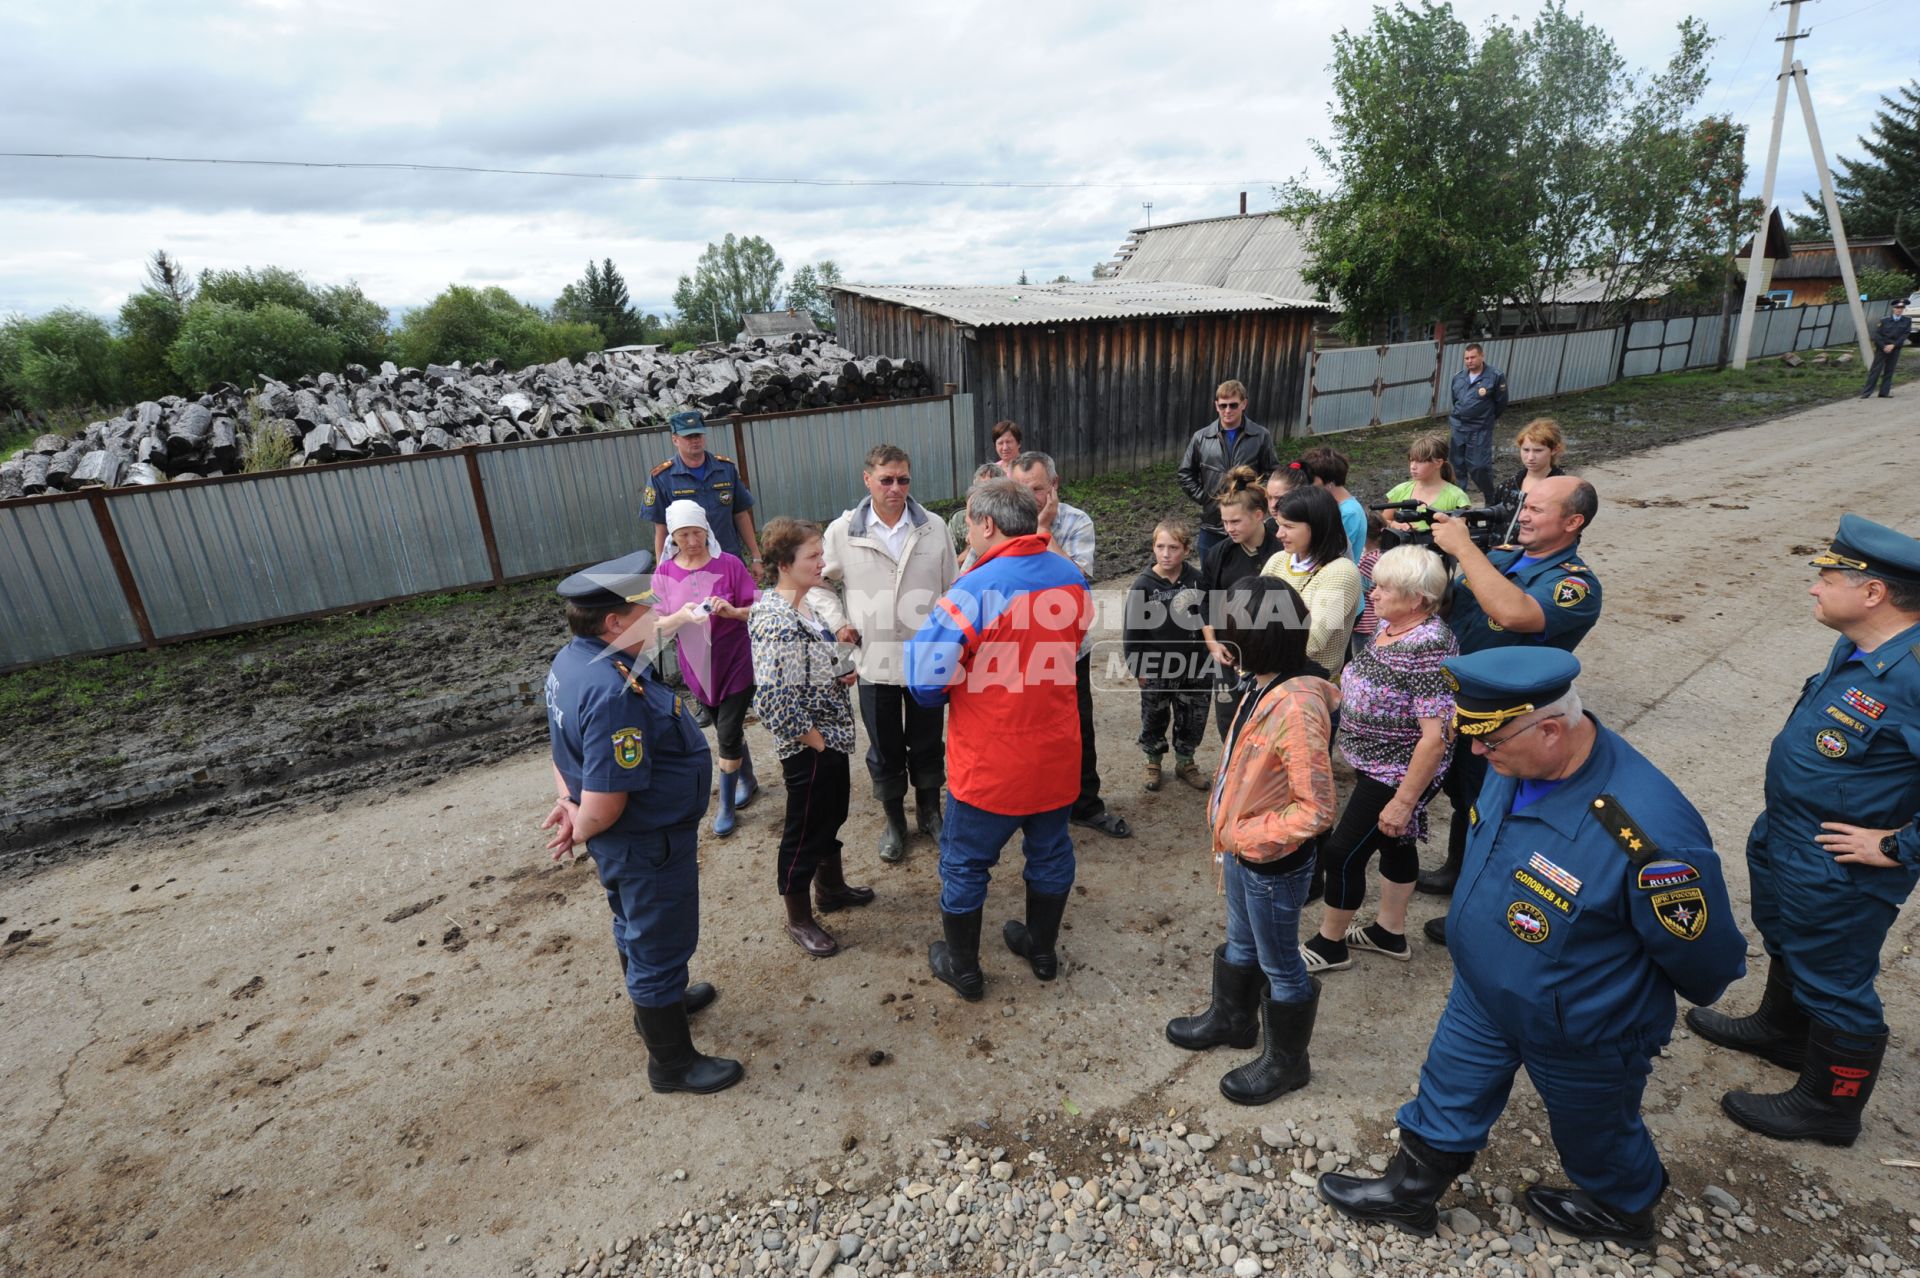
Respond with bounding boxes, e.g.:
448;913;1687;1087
1650;887;1708;941
1591;794;1658;865
1552;578;1589;608
1636;859;1700;891
650;460;674;475
610;727;644;769
712;454;735;465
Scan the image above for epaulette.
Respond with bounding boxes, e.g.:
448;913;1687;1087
712;454;736;465
1561;562;1589;574
650;460;673;475
1591;794;1657;866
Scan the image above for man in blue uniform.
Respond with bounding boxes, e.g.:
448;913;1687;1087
1858;298;1910;399
1319;650;1746;1245
1447;343;1508;503
641;411;762;566
1419;475;1603;904
1687;515;1920;1146
542;549;743;1095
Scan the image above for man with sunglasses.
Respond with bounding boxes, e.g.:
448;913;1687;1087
1320;648;1745;1246
1178;379;1279;561
815;444;959;863
1687;515;1920;1147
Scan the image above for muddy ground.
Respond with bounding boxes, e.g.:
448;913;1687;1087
1;381;1917;1277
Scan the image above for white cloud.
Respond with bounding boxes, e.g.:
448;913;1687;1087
1;0;1911;320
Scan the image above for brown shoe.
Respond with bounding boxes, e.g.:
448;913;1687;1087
784;892;839;957
1176;758;1211;791
1143;757;1163;791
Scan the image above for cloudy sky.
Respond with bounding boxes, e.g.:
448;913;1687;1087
2;0;1912;323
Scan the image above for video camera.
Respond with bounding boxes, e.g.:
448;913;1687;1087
1371;500;1517;554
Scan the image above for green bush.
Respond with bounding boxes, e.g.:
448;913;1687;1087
392;286;604;369
0;309;124;411
168;301;345;387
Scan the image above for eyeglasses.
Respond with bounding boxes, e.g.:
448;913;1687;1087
1216;401;1244;409
874;475;912;487
1475;713;1564;753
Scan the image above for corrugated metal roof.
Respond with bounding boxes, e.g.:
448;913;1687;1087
829;280;1324;326
1106;213;1321;300
740;310;821;338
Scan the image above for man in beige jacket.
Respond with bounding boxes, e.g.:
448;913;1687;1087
816;444;960;862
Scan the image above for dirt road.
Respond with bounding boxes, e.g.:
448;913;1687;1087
2;394;1916;1276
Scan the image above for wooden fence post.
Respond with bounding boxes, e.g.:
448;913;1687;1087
461;448;506;586
1429;322;1448;418
87;490;159;650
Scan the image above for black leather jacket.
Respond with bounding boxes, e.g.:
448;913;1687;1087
1177;419;1279;532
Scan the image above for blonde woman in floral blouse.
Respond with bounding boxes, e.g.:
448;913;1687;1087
748;518;868;958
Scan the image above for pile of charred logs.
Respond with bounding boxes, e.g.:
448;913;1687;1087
0;334;938;498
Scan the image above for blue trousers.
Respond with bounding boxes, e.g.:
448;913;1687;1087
589;824;700;1008
1746;818;1901;1036
1223;853;1316;1004
938;797;1074;914
1398;979;1664;1213
1449;423;1496;503
1196;526;1227;562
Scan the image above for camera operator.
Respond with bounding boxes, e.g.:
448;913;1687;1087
1419;477;1603;915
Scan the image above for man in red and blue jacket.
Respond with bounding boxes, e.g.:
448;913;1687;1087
907;477;1092;1000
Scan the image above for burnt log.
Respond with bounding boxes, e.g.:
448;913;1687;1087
126;462;167;486
71;448;125;488
302;425;340;464
209;417;239;467
19;453;51;494
418;427;454;452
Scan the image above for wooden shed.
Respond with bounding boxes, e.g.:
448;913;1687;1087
830;281;1325;480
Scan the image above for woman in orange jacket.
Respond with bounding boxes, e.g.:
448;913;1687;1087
1166;575;1341;1105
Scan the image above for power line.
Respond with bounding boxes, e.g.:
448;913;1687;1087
0;151;1278;191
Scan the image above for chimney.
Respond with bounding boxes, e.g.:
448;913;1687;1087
1239;191;1247;216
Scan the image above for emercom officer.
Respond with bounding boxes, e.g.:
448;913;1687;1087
542;550;743;1096
1448;343;1509;504
642;410;762;567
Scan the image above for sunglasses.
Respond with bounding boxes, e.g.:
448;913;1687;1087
874;475;912;487
1216;400;1244;409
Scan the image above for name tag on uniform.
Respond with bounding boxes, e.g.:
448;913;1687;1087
1513;868;1573;914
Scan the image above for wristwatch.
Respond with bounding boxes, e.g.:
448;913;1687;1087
1880;830;1903;863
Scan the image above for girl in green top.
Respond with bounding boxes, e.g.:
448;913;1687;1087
1382;431;1470;535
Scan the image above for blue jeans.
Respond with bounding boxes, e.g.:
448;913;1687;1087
1222;852;1316;1004
938;796;1075;914
1196;526;1227;562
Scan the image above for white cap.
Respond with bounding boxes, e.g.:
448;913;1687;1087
665;499;714;539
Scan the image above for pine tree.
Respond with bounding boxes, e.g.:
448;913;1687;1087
1791;79;1920;243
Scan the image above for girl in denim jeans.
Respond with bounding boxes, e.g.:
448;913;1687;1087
1166;576;1340;1105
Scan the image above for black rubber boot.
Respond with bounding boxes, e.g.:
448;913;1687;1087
1317;1132;1476;1237
632;1002;744;1095
1002;886;1070;981
1423;917;1448;946
928;908;986;1001
878;796;911;864
915;786;944;841
1220;981;1319;1105
632;981;715;1038
1165;945;1263;1051
1523;1180;1661;1247
1722;1020;1887;1146
1417;839;1463;896
1685;959;1807;1069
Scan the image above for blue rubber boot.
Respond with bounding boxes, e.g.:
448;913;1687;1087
734;746;759;809
713;768;738;838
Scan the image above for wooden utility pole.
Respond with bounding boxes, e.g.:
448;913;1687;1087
1732;1;1873;368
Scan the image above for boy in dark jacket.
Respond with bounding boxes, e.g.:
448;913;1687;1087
1124;520;1212;791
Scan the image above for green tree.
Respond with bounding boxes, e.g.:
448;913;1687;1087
118;250;195;400
167;301;345;387
193;266;387;367
393;285;604;369
672;235;785;340
0;308;124;412
1792;79;1920;244
1824;266;1917;304
785;260;844;329
553;258;651;346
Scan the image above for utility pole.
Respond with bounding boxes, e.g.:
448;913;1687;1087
1731;1;1873;368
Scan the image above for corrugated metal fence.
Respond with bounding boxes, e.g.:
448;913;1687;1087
0;394;972;672
1304;300;1891;434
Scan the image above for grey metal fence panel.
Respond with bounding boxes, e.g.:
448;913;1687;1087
740;396;968;523
110;458;493;639
1502;332;1571;400
1685;316;1726;369
479;422;739;579
0;498;144;667
1560;328;1622;391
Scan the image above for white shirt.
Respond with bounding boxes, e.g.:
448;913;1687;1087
871;506;911;560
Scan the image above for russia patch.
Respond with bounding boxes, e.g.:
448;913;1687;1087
1637;859;1700;891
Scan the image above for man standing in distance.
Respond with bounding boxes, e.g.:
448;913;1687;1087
1179;380;1279;561
907;479;1091;999
642;411;762;568
1010;451;1132;840
1687;515;1920;1146
815;445;960;863
1858;298;1910;399
1447;344;1508;505
1419;477;1602;910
